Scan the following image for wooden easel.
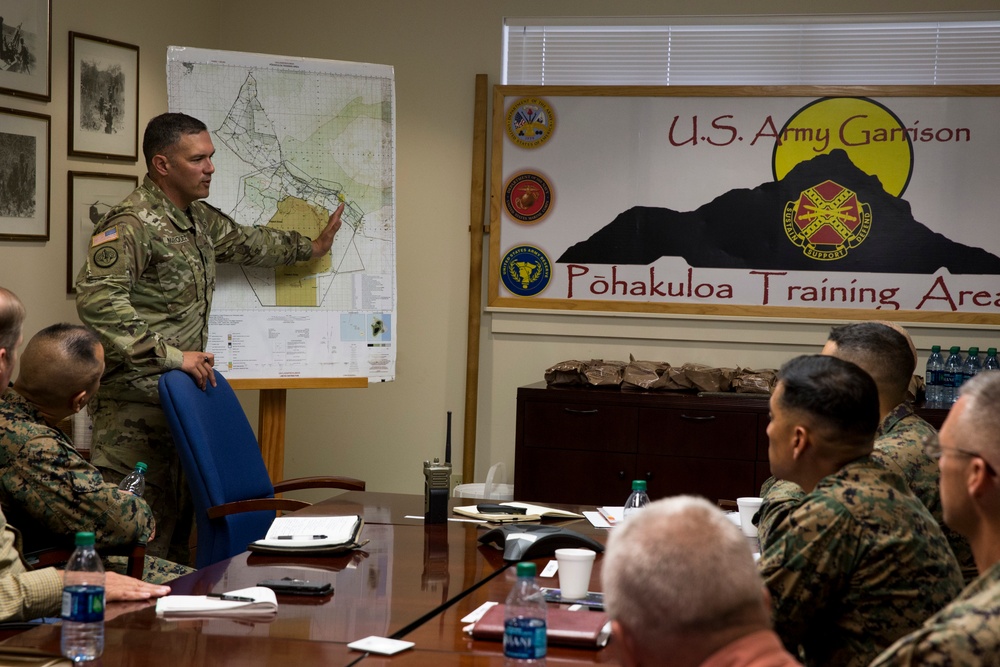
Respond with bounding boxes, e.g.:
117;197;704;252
229;377;367;482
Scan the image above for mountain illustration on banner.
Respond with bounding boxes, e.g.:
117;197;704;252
558;149;1000;275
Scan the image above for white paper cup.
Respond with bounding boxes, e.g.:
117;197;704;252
737;497;764;538
555;548;596;600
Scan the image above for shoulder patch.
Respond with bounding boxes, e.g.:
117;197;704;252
93;246;119;269
92;226;119;247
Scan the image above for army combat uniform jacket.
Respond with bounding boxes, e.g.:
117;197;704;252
869;559;1000;665
758;456;963;667
75;175;313;404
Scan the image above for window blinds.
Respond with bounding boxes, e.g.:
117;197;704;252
504;18;1000;85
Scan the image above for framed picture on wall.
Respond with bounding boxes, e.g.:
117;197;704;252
0;0;51;101
66;171;137;293
0;106;50;241
69;32;139;161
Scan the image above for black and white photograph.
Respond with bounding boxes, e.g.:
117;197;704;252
69;32;139;160
66;171;137;292
0;0;51;100
0;106;49;240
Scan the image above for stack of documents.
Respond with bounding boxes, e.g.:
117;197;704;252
452;502;582;523
155;586;277;621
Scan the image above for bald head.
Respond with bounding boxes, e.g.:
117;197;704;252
0;286;26;389
14;324;104;418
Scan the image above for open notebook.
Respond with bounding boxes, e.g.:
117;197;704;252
248;515;366;555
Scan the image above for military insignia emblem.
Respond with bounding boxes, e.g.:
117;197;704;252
500;245;551;297
93;246;119;268
506;97;555;149
504;172;552;224
783;180;872;261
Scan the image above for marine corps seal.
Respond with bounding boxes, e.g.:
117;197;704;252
506;98;555;149
783;180;872;261
504;172;553;224
500;245;552;297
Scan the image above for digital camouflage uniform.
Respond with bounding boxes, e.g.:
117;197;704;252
0;388;192;583
757;456;963;667
869;560;1000;666
75;175;313;562
758;403;976;582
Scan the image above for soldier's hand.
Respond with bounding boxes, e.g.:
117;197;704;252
311;201;345;258
181;351;216;390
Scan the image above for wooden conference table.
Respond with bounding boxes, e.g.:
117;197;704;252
1;492;615;666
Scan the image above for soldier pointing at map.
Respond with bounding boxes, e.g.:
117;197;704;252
75;113;345;563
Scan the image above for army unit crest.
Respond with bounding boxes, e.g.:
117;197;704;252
500;245;551;297
506;97;555;149
783;180;872;261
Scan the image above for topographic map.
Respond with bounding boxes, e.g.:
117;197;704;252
167;47;395;381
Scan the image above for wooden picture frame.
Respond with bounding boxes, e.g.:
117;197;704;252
488;85;1000;325
66;171;137;293
0;0;51;101
0;106;50;241
69;32;139;161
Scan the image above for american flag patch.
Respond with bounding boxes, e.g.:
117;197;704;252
92;227;119;246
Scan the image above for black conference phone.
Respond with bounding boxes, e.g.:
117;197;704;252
477;524;604;561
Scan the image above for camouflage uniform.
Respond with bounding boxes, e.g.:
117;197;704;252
75;175;313;562
869;560;1000;666
758;456;963;667
0;388;192;583
759;404;976;583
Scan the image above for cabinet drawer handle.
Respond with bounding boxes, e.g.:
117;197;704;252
680;414;716;421
563;408;599;415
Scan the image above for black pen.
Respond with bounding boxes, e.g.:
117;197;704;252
276;534;327;540
207;593;256;602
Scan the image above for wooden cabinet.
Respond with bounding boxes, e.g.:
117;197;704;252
513;381;944;506
514;382;771;506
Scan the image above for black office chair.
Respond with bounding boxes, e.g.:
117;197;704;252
158;369;365;568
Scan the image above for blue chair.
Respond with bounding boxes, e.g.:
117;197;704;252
158;369;365;568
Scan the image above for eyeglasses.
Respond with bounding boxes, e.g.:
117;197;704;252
922;434;997;475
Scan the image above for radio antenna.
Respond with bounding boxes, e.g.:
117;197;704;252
445;411;452;464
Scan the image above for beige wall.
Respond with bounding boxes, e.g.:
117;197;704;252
2;0;998;499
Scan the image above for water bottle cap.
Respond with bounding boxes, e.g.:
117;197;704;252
516;562;537;577
950;346;961;353
136;462;148;473
74;531;96;546
968;347;979;355
631;480;647;491
931;345;940;353
989;348;997;356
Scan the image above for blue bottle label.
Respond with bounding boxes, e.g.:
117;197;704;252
503;617;547;659
61;585;105;623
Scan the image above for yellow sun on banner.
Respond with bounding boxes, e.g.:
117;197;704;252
773;97;914;197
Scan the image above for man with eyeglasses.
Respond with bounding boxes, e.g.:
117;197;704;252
870;371;1000;665
758;354;962;667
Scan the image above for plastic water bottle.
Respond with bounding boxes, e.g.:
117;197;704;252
942;346;964;405
503;562;546;664
61;531;105;662
117;461;148;496
925;345;944;406
623;479;650;520
963;347;982;386
985;347;999;371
